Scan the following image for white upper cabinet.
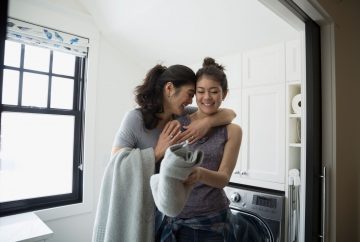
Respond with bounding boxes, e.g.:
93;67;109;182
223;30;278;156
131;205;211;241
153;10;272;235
224;40;302;191
230;42;287;191
242;43;285;87
235;84;286;190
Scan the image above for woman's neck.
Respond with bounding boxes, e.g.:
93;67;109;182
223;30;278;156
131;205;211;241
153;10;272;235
156;112;173;129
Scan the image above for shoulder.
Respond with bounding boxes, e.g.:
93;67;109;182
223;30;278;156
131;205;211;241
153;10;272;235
125;109;143;120
114;109;143;148
122;109;143;123
226;123;242;138
120;109;144;130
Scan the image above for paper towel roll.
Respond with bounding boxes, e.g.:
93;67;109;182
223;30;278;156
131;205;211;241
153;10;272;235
292;94;301;114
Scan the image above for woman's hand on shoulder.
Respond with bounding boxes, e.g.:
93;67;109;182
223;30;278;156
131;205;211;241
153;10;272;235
179;118;211;144
178;108;236;144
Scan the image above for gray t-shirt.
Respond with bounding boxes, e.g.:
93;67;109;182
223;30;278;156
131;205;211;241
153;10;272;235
112;109;161;149
112;107;198;149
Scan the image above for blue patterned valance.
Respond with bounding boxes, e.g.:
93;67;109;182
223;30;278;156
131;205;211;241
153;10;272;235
7;17;89;57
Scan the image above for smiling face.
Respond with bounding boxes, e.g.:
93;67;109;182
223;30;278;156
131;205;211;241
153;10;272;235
195;76;227;115
164;83;195;116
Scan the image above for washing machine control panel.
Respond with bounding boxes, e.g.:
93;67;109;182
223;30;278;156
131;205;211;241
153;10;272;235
230;192;241;202
224;185;284;220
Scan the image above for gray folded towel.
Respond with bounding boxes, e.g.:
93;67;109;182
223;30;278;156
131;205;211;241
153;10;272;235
150;143;203;217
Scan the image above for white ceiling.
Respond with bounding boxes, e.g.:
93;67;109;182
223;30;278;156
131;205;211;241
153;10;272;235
75;0;299;67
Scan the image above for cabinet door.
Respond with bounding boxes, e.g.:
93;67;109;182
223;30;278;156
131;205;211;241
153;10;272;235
240;84;285;185
242;43;285;87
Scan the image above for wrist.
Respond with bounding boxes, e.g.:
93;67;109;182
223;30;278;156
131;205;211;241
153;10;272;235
154;149;162;162
203;116;214;128
198;167;205;181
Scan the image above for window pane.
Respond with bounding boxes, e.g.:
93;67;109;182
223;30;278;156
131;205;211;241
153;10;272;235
2;69;19;105
4;40;21;67
53;51;75;76
22;72;48;107
51;77;74;109
24;45;50;72
0;112;74;202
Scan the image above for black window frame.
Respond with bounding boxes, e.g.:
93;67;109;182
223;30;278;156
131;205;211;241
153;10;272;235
0;41;86;217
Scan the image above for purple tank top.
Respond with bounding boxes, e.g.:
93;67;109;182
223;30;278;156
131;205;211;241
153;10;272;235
176;115;230;218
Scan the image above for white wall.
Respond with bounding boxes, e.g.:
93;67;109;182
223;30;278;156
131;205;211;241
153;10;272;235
8;1;144;241
93;35;144;200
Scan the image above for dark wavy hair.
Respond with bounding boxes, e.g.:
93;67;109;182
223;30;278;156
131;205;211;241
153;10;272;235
196;57;228;93
134;64;196;129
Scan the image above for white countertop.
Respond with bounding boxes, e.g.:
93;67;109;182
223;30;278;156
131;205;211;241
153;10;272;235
0;212;53;242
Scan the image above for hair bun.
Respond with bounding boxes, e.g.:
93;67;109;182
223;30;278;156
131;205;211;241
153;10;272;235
202;57;225;71
203;57;216;67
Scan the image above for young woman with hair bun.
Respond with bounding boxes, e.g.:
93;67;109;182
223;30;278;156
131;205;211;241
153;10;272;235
157;58;242;242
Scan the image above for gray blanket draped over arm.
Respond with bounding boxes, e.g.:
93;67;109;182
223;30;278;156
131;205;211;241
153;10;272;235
150;143;203;217
92;148;155;242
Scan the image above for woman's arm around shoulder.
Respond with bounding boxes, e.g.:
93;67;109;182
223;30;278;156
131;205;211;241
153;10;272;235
180;108;236;143
208;108;237;126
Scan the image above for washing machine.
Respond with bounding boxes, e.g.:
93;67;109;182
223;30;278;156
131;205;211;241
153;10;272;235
224;183;285;242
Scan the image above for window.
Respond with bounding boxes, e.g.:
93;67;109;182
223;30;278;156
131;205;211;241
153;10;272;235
0;40;86;216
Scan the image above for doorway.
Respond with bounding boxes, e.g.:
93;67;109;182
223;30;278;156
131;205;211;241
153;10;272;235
0;0;322;241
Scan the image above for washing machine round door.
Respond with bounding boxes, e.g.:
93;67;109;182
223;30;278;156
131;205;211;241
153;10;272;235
231;209;274;242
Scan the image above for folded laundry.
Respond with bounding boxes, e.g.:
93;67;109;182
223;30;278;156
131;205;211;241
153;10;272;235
150;143;203;217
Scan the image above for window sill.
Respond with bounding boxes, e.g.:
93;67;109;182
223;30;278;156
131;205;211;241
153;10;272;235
0;212;53;242
35;198;93;222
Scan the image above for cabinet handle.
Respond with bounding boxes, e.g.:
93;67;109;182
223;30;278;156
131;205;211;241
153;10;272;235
319;166;326;242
